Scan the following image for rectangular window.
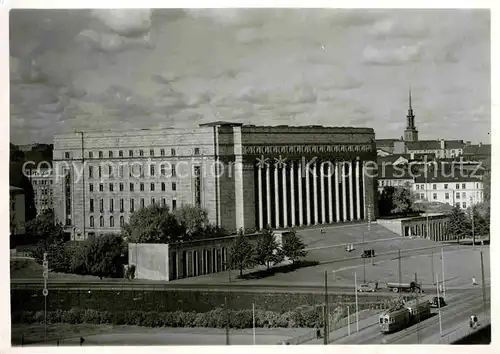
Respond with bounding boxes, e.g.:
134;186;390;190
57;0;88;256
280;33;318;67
172;199;177;210
110;199;114;212
119;166;124;178
171;148;176;156
172;164;177;177
130;199;135;212
64;151;70;159
119;150;123;157
161;182;166;191
432;184;437;190
433;193;437;200
99;183;104;192
129;150;134;157
109;183;113;192
120;199;124;212
150;165;155;176
139;150;144;157
99;151;103;158
150;149;154;156
162;198;166;206
89;166;93;179
109;151;113;158
160;148;165;156
140;183;144;192
193;166;201;207
194;147;200;155
416;185;420;190
90;216;94;227
160;164;166;176
456;184;460;189
444;184;448;189
445;193;449;200
130;183;134;192
150;183;155;191
462;202;467;209
456;192;460;199
462;192;466;199
100;216;104;227
462;183;466;189
108;165;112;176
172;182;177;191
98;166;102;178
100;199;104;212
90;199;94;213
119;183;124;192
89;151;93;159
151;197;155;205
140;198;145;209
89;183;94;192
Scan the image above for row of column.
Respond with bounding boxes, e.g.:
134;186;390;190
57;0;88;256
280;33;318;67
171;247;228;280
256;160;367;229
407;221;449;241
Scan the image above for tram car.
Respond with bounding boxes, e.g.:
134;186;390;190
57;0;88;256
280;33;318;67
379;299;431;334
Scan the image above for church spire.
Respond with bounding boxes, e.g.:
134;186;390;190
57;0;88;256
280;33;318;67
404;86;418;142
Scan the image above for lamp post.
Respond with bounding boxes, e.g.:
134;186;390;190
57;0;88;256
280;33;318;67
470;196;475;249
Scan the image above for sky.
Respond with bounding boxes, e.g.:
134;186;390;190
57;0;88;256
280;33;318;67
9;8;491;145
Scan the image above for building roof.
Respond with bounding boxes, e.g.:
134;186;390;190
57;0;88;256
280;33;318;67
406;140;464;151
377;165;415;180
377;154;411;165
414;167;483;183
463;144;491;156
198;121;244;127
376;139;399;147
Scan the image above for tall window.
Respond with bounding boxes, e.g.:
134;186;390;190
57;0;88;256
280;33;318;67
110;216;114;227
109;151;113;158
140;198;145;209
150;165;155;176
100;199;104;212
150;149;155;156
130;199;135;212
119;150;123;157
139;150;144;157
99;151;103;158
89;151;93;159
172;182;177;191
129;150;134;157
456;184;460;189
162;198;166;206
462;183;466;189
151;197;155;205
151;183;155;191
100;216;104;227
90;216;94;227
110;199;114;212
140;183;144;191
89;166;93;179
161;182;166;191
171;148;176;156
194;147;200;155
130;183;134;192
172;199;177;210
109;183;114;192
90;199;94;212
99;183;104;192
120;199;124;212
119;183;124;192
120;216;125;227
160;149;165;156
432;184;437;190
172;164;177;177
193;166;201;207
445;193;449;200
89;183;94;192
98;166;102;178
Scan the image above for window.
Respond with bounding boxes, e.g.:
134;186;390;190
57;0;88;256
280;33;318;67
130;183;134;192
120;216;125;227
445;193;449;200
99;183;104;192
140;198;145;209
420;193;425;199
161;182;166;191
456;192;460;199
150;149;154;156
140;183;144;192
98;166;102;178
160;148;165;156
90;216;94;227
109;183;114;192
416;185;419;190
119;166;124;178
151;197;155;205
99;151;103;158
108;165;112;176
119;150;123;157
110;199;114;212
444;184;448;189
456;184;460;189
89;166;94;179
89;151;93;159
149;183;154;191
139;165;144;177
130;199;135;212
100;216;104;227
139;150;144;157
150;165;155;176
100;199;104;212
172;199;177;210
194;147;200;155
462;202;467;209
119;183;124;192
89;183;94;192
160;164;166;176
172;164;177;177
110;216;114;227
109;151;113;158
421;184;424;190
162;198;166;206
129;150;134;157
462;192;466;199
90;199;94;212
172;182;177;191
64;151;70;159
120;199;124;212
432;184;437;190
171;148;176;156
462;183;466;189
433;193;437;200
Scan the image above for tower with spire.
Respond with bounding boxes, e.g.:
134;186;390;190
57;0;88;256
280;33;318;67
404;88;419;142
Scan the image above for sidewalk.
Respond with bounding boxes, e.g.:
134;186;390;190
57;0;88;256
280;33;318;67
303;314;380;344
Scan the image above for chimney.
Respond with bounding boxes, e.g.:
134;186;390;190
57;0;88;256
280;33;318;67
440;139;445;150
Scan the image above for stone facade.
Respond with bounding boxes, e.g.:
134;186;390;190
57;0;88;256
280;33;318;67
25;168;53;215
53;122;377;240
377;213;451;242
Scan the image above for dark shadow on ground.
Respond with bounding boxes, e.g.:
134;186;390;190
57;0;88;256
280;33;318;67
238;260;320;280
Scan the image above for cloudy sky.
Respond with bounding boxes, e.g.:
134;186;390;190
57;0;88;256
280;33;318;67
9;9;490;144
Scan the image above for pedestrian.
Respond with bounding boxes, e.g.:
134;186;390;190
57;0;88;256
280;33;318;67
316;324;321;339
80;337;85;346
472;277;477;286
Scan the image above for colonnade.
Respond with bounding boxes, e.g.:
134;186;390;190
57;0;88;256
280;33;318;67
170;247;229;280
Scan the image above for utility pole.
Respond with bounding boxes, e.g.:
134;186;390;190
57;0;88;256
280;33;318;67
431;252;435;285
414;272;420;344
436;273;443;337
324;270;329;344
363;208;369;283
471;196;475;249
226;254;231;345
354;272;359;332
77;131;86;239
480;251;487;313
398;249;402;285
441;248;446;299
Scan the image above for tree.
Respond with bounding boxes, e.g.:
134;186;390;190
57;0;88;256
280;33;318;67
377;186;396;216
26;209;64;244
281;230;307;265
122;204;183;244
229;229;255;276
174;205;209;240
391;187;415;214
254;227;283;271
446;206;471;242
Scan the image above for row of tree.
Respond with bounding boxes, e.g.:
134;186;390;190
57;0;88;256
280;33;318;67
230;227;308;276
377;186;416;216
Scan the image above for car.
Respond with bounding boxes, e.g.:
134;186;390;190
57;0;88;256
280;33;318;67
361;249;375;258
357;283;377;292
431;296;446;308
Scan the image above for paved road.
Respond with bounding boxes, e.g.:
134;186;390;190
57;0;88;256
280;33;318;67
331;287;490;344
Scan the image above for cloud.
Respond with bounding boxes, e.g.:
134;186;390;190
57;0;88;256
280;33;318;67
362;44;422;65
370;17;429;39
91;9;153;37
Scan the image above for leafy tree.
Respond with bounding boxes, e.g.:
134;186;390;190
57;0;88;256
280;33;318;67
446;206;471;242
281;230;308;265
71;234;127;279
174;205;211;240
391;187;415;214
377;186;396;216
254;227;283;271
470;202;490;239
25;209;65;244
122;204;183;244
229;229;255;276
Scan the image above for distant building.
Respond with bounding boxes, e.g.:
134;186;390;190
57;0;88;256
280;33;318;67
25;168;53;215
403;89;419;142
406;139;465;159
10;186;25;235
462;142;491;161
377;165;414;191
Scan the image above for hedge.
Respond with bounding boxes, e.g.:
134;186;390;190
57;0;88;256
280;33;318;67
11;305;352;329
11;289;398;314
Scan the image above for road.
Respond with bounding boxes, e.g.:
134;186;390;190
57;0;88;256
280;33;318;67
332;287;490;344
